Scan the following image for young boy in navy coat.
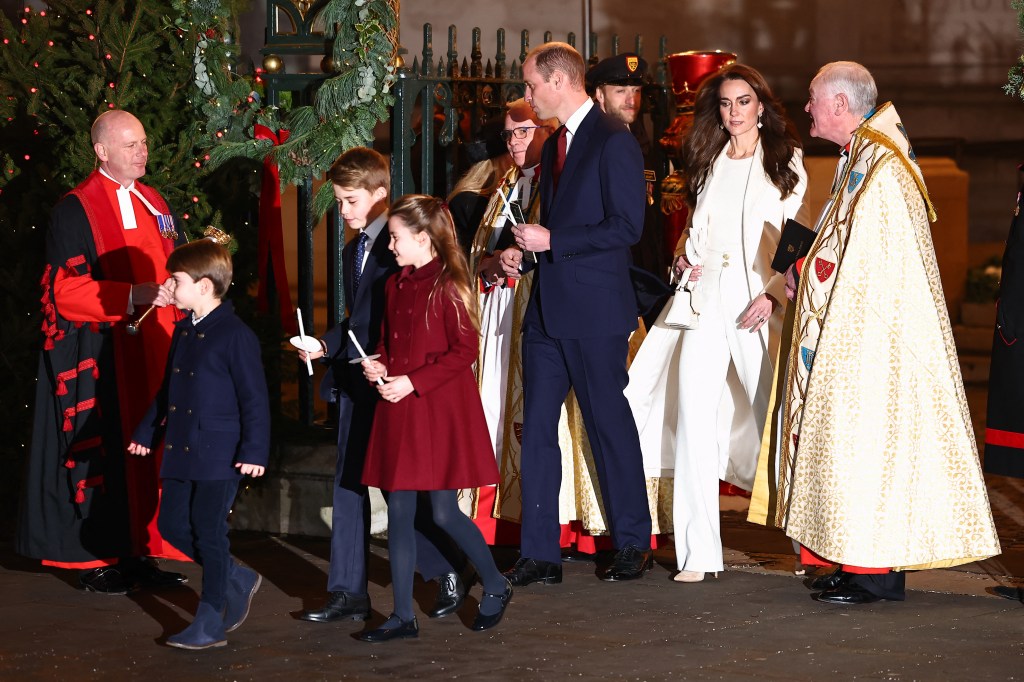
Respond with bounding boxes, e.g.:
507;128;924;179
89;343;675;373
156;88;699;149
130;239;270;650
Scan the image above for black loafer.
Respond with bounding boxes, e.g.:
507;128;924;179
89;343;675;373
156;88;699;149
471;579;513;632
300;591;371;622
599;544;653;582
503;558;562;587
80;567;130;595
813;583;885;605
122;557;188;589
561;549;596;563
807;567;850;591
357;615;419;642
428;572;466;619
991;586;1024;602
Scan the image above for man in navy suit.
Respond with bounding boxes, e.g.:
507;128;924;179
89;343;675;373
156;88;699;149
501;43;653;584
296;148;465;622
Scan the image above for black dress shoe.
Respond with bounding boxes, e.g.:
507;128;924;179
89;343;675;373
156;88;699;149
599;544;653;582
300;591;371;622
357;615;419;642
813;583;885;605
428;572;466;619
561;549;596;563
471;578;513;632
503;557;562;587
991;585;1024;602
122;557;188;589
807;567;850;591
80;567;130;595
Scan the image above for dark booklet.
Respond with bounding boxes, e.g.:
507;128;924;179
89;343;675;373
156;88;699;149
771;219;817;273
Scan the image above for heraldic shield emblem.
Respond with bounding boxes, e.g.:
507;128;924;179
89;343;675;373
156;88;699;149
627;56;639;72
815;257;836;283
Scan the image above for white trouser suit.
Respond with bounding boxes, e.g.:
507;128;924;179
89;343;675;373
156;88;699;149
673;244;774;572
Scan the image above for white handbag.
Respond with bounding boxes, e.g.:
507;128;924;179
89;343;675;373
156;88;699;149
664;267;699;330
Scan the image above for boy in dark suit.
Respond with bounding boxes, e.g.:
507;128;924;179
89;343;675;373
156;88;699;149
295;148;466;624
129;239;270;649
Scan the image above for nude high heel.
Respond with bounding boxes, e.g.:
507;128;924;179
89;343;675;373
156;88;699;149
673;570;719;583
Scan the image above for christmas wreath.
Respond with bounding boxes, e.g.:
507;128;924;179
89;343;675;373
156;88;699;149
190;0;399;216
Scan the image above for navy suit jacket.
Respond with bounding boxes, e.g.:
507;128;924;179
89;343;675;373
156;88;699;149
529;105;647;339
320;219;399;403
132;300;271;480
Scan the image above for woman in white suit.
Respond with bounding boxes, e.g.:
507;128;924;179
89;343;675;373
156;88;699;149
626;63;808;582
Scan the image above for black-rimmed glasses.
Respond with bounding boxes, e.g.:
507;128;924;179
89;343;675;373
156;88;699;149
499;125;543;142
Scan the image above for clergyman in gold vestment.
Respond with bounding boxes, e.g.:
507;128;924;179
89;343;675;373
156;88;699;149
748;61;999;605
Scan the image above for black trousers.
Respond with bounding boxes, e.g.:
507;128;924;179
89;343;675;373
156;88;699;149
851;571;907;600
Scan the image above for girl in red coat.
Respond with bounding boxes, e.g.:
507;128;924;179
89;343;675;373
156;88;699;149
358;194;512;642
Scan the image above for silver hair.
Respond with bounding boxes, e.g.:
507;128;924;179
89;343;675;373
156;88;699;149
812;61;877;117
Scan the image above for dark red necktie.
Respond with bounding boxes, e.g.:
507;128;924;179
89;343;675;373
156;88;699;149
552;125;567;191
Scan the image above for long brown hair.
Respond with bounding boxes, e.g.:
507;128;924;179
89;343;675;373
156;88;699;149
388;194;480;333
681;63;802;207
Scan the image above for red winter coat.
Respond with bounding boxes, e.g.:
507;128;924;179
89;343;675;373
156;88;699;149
361;258;498;491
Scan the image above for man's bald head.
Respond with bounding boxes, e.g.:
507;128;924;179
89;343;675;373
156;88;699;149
91;109;143;146
92;110;149;186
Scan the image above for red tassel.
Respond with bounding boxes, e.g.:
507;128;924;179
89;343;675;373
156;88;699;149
64;458;75;469
74;480;86;504
44;338;55;351
55;379;67;396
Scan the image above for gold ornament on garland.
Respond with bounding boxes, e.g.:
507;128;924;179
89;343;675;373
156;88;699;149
262;54;283;74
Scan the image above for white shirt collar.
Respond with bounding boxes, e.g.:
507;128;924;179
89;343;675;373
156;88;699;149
563;98;594;138
362;211;388;245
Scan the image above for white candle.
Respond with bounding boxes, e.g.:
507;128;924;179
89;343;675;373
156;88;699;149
296;309;314;377
348;329;384;385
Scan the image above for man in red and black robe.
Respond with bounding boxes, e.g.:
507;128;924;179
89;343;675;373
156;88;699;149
17;110;189;593
985;174;1024;603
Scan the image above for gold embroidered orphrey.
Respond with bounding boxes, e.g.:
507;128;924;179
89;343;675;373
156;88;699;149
748;103;999;570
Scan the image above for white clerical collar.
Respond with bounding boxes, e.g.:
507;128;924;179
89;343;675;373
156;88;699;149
99;166;135;191
99;167;162;230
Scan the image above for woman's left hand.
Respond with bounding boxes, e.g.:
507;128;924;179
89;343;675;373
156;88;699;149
378;375;414;403
739;294;778;332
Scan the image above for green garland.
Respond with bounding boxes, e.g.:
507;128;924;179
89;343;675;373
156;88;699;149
194;0;398;217
1008;0;1024;100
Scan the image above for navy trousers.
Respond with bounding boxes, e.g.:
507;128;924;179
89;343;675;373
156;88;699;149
158;477;240;611
519;318;652;563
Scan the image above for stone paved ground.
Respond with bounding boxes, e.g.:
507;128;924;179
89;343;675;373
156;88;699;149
2;494;1022;682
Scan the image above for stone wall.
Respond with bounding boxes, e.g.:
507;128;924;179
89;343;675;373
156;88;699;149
397;0;1024;242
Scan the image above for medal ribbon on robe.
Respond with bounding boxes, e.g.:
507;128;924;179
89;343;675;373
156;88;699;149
253;124;297;335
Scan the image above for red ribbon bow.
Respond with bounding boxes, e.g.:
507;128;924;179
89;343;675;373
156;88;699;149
254;125;297;335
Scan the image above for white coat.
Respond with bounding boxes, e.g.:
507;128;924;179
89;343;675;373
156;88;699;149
626;143;809;488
